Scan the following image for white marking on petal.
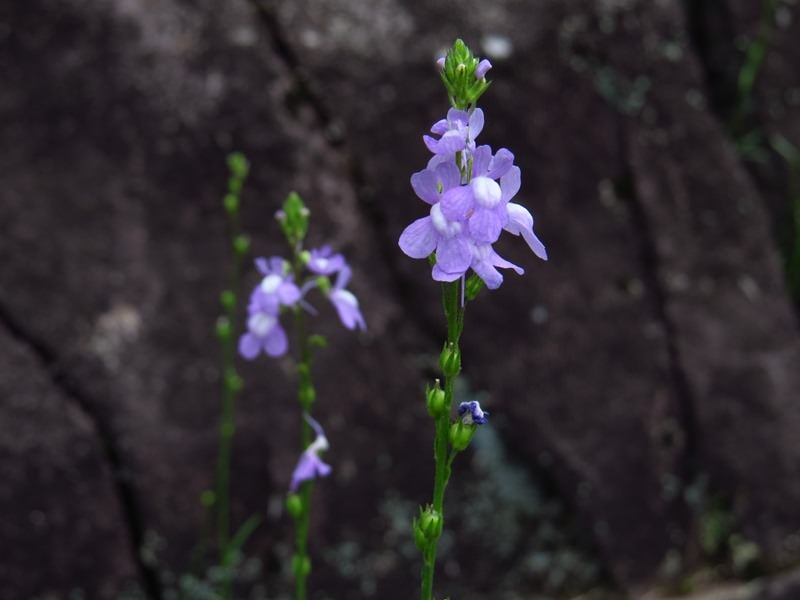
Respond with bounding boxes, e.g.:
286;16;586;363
261;274;283;294
430;203;462;238
333;289;359;308
248;312;276;337
471;177;502;208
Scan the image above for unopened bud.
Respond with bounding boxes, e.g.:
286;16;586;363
449;421;476;452
439;342;461;377
216;316;232;340
299;385;316;408
286;493;303;519
413;506;443;549
223;193;238;214
233;234;250;256
426;380;447;418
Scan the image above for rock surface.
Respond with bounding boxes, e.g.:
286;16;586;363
1;0;800;598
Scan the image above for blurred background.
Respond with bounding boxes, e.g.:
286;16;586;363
3;0;800;599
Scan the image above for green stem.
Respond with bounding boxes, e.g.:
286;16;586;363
421;281;464;600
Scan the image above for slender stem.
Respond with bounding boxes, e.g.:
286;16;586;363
421;281;463;600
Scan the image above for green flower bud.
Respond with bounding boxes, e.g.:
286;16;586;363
233;234;250;256
227;152;250;179
439;342;461;377
279;191;310;245
309;334;327;348
426;379;447;418
291;554;311;578
216;316;232;340
316;276;332;295
286;493;303;519
299;385;316;408
223;193;239;214
441;39;491;110
220;290;236;312
413;506;443;550
300;250;311;264
449;421;476;452
224;368;243;393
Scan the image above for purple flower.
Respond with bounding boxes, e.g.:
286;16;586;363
475;59;492;80
423;108;484;160
329;265;366;331
505;204;548;260
458;400;488;425
238;290;289;359
290;414;332;492
307;245;346;275
439;145;516;245
254;257;302;312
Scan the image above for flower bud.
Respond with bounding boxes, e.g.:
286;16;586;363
449;421;476;452
413;506;443;549
224;368;243;393
215;315;232;340
299;385;316;408
286;493;303;519
426;380;447;418
200;489;216;508
233;234;250;256
316;276;332;295
220;290;236;312
223;193;238;214
439;342;461;377
292;554;311;577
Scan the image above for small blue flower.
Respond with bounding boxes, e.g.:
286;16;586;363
290;414;333;492
458;400;488;425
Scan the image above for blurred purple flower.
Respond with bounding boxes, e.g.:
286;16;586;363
254;257;301;312
329;264;366;331
307;245;346;275
290;414;332;492
238;290;289;359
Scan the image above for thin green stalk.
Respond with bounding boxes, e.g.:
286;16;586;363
421;281;464;600
212;153;250;599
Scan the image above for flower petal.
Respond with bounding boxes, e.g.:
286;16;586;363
475;60;492;80
471;145;492;177
471;256;504;290
436;161;462;192
431;118;448;135
331;289;366;331
488;148;514;179
399;217;437;259
500;166;521;203
506;203;547;260
411;168;440;204
468;108;485;140
468;208;504;243
436;130;467;155
264;324;288;357
238;332;261;360
279;281;301;305
436;236;472;274
440;185;474;221
490;248;525;275
432;264;463;282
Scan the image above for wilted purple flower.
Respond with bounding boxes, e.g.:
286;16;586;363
423;108;484;161
290;414;332;492
254;257;301;312
238;290;288;359
306;245;346;275
329;264;366;331
458;400;488;425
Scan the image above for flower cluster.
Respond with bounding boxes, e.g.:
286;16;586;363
239;245;365;361
399;96;547;290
